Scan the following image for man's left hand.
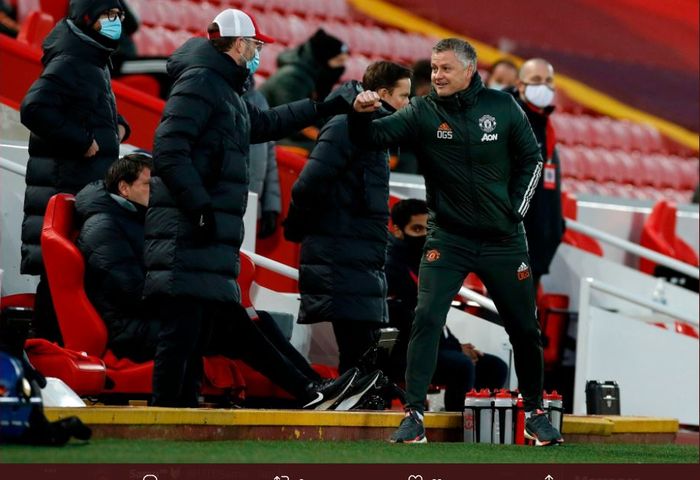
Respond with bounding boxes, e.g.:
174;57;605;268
118;124;126;142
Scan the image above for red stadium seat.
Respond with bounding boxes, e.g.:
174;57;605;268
40;194;246;398
556;145;581;179
561;192;604;256
639;200;699;275
16;10;54;50
38;0;66;23
538;293;570;369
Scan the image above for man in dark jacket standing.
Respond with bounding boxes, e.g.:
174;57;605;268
510;58;565;290
351;38;562;445
145;9;357;407
20;0;130;343
287;61;412;376
76;154;358;409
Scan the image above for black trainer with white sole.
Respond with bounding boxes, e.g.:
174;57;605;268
331;370;382;411
390;409;427;444
524;410;564;446
303;367;358;410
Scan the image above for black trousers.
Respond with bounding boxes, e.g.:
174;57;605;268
331;320;380;374
405;225;544;413
151;298;319;407
33;275;62;345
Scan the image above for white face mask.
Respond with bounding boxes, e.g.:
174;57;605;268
488;82;504;90
524;84;555;108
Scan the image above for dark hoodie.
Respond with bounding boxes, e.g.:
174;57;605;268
19;19;129;275
144;38;321;303
75;181;156;361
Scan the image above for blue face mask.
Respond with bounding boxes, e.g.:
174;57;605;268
245;49;260;75
99;18;122;40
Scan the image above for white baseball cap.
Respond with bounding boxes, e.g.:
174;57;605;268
209;9;275;44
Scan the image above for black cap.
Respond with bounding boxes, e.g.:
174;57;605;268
308;28;348;66
68;0;123;28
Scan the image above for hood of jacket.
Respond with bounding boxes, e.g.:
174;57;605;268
276;41;323;79
41;19;113;67
167;37;249;92
429;71;485;111
75;181;136;222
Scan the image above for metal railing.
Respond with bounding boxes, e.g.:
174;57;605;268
567;219;699;279
0;156;27;176
242;249;498;313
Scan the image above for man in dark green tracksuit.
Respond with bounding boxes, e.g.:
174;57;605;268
350;38;563;446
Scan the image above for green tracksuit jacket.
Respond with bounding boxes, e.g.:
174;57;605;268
350;73;543;238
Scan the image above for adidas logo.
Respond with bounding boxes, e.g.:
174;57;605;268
436;122;453;139
517;262;530;280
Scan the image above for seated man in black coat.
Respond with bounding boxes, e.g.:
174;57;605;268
75;154;358;409
386;199;508;411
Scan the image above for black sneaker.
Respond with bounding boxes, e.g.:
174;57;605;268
524;409;564;446
390;409;427;444
303;368;358;410
331;370;382;411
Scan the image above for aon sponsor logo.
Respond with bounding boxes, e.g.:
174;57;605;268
481;133;498;142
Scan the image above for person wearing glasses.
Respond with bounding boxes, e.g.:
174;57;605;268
507;58;564;292
145;9;359;407
19;0;130;344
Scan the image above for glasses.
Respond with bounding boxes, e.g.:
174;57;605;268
245;38;265;52
102;9;125;22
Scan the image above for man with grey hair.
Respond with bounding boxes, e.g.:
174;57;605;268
349;38;563;446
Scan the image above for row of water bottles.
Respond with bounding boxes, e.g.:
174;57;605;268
463;389;563;444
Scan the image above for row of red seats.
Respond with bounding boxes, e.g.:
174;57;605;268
562;178;693;203
129;2;437;63
558;145;699;190
551;112;668;154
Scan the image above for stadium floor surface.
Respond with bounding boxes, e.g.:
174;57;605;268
2;439;698;463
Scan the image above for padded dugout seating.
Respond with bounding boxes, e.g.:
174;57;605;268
0;293;107;396
16;10;54;50
40;193;246;398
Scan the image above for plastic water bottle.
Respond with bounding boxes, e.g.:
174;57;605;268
492;389;514;444
543;390;564;433
474;389;493;443
463;389;478;443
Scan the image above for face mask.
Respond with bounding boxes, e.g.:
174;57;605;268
98;18;122;40
524;84;555;108
403;234;427;264
488;82;504;90
244;49;260;75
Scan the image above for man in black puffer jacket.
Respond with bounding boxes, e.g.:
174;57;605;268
285;62;412;375
77;154;359;409
20;0;130;343
145;9;358;407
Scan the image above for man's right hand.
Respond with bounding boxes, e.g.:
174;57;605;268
353;90;381;113
84;139;99;158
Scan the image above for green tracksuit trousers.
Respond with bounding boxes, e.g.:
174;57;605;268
405;225;544;413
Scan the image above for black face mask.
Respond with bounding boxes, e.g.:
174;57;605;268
403;234;427;266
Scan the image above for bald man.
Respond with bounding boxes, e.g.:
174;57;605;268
511;58;564;290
